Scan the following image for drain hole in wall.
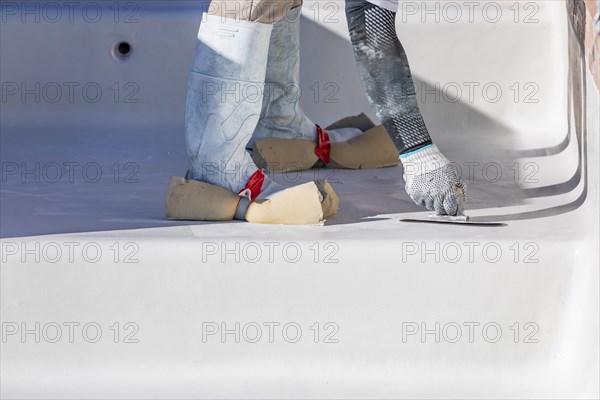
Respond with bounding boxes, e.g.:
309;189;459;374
112;41;132;60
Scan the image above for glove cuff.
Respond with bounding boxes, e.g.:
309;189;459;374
400;144;450;176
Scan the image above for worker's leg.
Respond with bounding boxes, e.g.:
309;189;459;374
207;0;302;24
249;5;399;172
166;1;338;223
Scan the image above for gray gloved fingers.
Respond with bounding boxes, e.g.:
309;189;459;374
441;190;457;216
457;181;467;203
414;196;426;209
405;181;421;207
452;180;467;215
434;195;448;215
441;182;467;216
424;196;435;212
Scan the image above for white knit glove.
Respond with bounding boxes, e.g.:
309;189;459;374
400;144;466;216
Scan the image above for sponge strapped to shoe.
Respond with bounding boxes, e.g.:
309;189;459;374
253;120;400;172
165;171;339;224
252;114;399;172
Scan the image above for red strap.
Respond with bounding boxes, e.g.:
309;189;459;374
315;125;331;164
238;169;265;202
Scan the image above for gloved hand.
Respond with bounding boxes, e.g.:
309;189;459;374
400;144;466;216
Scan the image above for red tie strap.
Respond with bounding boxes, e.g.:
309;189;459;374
314;125;331;164
238;169;265;202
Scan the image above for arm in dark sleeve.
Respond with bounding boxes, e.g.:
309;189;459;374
345;0;432;154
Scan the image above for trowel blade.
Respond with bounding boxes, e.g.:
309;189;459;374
400;214;506;226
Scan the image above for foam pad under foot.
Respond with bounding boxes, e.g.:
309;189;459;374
328;125;399;169
166;176;339;224
253;113;378;173
165;176;239;221
245;180;339;225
